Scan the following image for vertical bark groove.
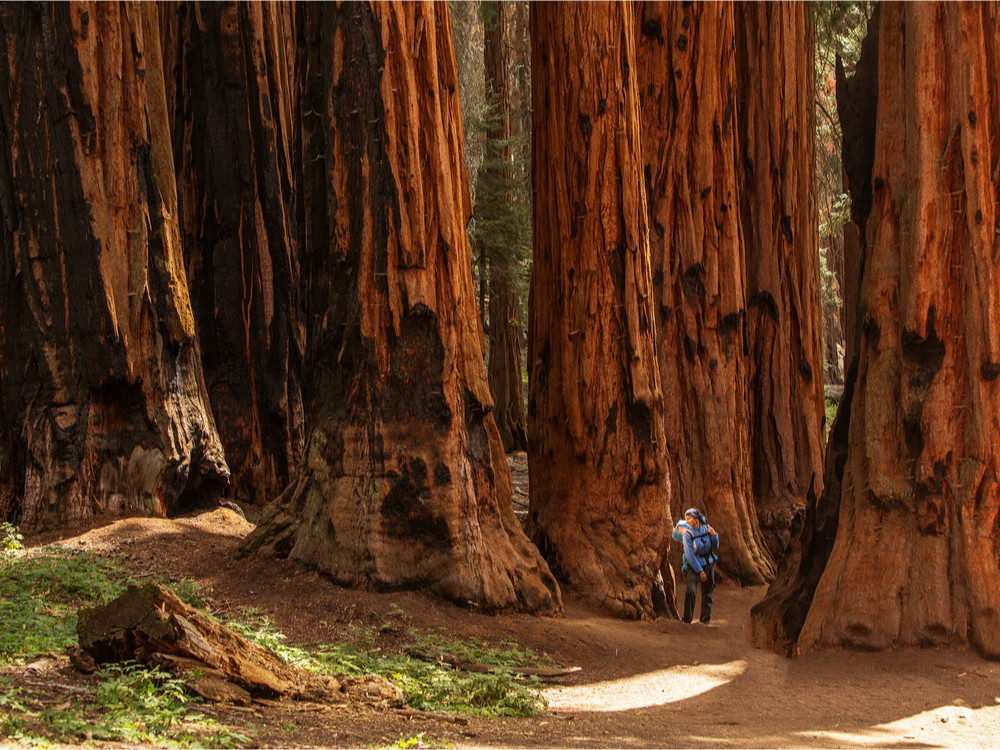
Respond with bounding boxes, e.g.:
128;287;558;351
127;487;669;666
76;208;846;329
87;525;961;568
736;2;825;558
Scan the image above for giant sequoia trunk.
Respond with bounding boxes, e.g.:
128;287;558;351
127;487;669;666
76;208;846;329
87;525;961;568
0;3;229;530
637;1;773;585
170;2;304;505
797;1;1000;657
528;1;672;618
753;2;1000;659
482;0;527;453
735;3;825;558
241;2;559;613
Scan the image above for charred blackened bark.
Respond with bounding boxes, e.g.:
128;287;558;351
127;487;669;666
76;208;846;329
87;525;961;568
528;1;672;618
241;2;559;613
170;2;304;505
0;3;228;529
638;1;773;586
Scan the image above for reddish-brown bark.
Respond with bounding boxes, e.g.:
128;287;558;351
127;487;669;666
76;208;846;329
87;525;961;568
637;1;773;585
735;2;825;558
0;3;228;530
241;1;559;613
528;1;672;618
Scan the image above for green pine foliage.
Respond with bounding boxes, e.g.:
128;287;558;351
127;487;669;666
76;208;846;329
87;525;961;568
469;96;533;323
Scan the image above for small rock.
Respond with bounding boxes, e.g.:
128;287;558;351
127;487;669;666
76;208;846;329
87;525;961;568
24;656;59;674
67;645;98;674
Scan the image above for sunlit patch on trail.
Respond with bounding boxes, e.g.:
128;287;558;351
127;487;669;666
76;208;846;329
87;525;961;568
542;659;747;712
799;703;1000;748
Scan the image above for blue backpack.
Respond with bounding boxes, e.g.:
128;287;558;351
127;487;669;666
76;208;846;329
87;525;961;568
674;522;717;569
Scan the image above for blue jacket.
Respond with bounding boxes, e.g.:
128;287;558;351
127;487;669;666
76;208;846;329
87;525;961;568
673;521;719;573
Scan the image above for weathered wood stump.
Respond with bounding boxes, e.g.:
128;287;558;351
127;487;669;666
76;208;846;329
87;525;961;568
76;583;400;706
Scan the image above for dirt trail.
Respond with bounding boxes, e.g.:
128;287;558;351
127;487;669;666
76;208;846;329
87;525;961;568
13;505;1000;748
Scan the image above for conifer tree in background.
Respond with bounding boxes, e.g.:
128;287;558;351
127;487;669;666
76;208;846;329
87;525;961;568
474;0;530;451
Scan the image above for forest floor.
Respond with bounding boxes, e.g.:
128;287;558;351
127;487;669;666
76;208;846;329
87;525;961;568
5;452;1000;749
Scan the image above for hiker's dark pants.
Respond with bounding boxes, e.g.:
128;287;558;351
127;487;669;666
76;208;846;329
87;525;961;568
683;562;715;624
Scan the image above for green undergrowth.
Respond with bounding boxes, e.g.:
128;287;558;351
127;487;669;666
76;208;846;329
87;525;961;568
825;395;840;436
386;732;453;749
231;610;552;717
1;540;247;747
1;663;250;748
1;532;551;749
1;522;23;553
0;545;202;661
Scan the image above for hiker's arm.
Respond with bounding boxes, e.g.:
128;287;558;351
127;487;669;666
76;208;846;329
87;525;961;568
683;532;703;574
709;527;719;553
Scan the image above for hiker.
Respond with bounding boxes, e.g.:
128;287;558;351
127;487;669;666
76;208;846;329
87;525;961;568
672;508;719;625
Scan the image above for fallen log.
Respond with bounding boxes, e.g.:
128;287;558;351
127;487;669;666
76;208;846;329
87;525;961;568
77;583;341;702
